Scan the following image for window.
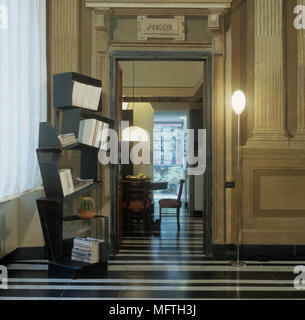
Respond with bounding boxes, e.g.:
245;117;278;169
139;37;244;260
0;0;47;200
153;122;186;200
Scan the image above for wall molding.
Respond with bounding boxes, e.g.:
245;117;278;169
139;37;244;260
86;0;233;10
253;168;305;218
0;247;46;265
212;244;305;258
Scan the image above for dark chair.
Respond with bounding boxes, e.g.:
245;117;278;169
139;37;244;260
158;179;185;230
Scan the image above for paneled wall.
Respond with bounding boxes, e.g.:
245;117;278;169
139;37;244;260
240;148;305;244
233;0;305;245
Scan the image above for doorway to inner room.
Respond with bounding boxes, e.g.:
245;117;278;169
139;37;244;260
110;51;212;256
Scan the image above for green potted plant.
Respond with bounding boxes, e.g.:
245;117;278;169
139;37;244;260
78;197;96;219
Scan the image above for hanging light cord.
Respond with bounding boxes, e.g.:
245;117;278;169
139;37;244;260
133;61;135;109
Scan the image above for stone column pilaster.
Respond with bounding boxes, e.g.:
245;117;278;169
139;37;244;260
208;11;226;245
292;0;305;144
49;0;80;125
249;0;289;144
91;9;110;219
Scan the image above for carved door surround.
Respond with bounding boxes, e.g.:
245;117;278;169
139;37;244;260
86;0;237;251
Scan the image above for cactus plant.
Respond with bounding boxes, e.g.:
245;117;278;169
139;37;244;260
78;197;96;219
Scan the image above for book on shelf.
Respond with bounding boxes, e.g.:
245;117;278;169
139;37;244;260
94;121;104;148
73;177;94;192
78;119;109;149
58;133;77;147
72;256;98;263
73;237;105;247
72;237;105;264
59;169;74;197
78;119;95;146
100;123;110;151
72;80;102;111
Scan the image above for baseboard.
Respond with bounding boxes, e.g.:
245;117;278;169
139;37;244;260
0;246;46;265
212;244;305;260
190;210;202;217
2;245;305;264
0;249;19;265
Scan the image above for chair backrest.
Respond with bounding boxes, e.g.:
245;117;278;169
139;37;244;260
177;179;185;202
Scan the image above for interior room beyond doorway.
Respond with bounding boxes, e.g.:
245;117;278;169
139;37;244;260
118;60;206;254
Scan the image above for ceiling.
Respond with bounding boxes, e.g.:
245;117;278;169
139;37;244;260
119;61;204;99
154;111;188;123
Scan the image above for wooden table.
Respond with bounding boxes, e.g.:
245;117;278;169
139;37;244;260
120;180;168;191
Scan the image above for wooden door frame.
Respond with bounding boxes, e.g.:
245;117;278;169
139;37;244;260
109;50;213;255
115;63;123;250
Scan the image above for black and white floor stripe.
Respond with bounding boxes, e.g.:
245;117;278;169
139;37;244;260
1;208;305;300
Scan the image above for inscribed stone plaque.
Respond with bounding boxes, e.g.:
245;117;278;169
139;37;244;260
137;16;185;40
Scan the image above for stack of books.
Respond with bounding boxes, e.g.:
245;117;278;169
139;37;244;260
58;133;77;147
78;119;109;149
59;169;74;197
71;237;105;264
72;81;102;111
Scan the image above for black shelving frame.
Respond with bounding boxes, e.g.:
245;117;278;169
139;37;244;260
36;72;114;278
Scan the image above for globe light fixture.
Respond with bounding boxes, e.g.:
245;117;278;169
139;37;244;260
122;126;150;142
232;90;246;115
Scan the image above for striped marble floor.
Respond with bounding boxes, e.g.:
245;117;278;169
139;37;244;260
1;208;305;300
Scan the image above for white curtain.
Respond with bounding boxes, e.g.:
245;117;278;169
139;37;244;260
0;0;47;200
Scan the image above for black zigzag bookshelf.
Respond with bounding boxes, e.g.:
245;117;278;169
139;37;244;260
36;72;114;279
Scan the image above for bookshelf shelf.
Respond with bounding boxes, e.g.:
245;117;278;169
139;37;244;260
48;258;107;278
39;181;103;203
63;214;107;222
37;142;101;152
62;181;103;202
36;72;110;279
54;106;114;126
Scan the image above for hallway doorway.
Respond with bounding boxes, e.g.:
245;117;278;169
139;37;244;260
110;51;213;256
